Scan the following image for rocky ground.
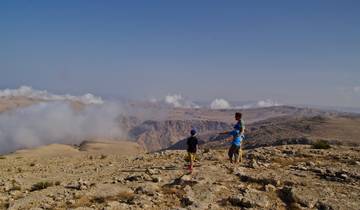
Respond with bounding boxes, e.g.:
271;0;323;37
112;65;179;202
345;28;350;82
1;144;360;210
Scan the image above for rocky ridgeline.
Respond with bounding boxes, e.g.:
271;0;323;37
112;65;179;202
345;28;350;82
0;145;360;210
128;120;231;151
122;106;342;152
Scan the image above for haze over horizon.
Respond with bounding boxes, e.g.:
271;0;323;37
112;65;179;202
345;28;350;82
1;1;360;108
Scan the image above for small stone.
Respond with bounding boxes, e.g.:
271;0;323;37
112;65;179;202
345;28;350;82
316;201;334;210
339;173;348;180
65;182;81;190
125;175;142;182
146;168;155;175
306;161;316;167
297;166;308;171
265;184;276;192
228;196;244;207
181;196;194;206
152;176;161;183
311;167;325;174
66;199;76;205
250;160;259;168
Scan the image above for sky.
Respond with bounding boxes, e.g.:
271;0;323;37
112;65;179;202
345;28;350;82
1;0;360;107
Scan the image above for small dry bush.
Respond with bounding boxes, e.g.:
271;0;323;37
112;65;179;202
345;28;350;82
91;191;135;204
31;181;53;191
312;140;331;149
71;195;92;208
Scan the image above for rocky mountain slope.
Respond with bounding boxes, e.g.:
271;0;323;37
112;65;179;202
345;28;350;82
168;115;360;151
125;106;341;152
128;120;231;151
166;106;335;123
0;144;359;209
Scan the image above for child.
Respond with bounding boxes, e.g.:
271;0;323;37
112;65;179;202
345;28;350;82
219;112;245;163
187;129;198;172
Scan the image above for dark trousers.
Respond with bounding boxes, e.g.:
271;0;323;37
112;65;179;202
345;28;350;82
228;144;240;162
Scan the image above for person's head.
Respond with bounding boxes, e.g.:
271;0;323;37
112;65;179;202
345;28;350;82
235;112;242;121
190;129;197;136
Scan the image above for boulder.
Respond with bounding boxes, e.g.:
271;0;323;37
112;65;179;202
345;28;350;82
290;187;318;208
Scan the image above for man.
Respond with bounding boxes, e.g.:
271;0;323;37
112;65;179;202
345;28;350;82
219;112;245;163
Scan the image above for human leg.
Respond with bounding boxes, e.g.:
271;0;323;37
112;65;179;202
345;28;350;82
234;146;240;163
239;146;243;163
228;145;236;163
188;152;194;170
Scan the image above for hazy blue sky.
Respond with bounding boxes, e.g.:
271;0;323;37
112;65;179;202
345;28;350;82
1;1;360;107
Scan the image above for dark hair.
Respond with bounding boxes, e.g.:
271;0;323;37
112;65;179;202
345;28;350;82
190;129;197;136
235;112;242;118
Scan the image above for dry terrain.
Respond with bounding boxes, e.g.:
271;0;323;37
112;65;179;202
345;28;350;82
0;144;359;210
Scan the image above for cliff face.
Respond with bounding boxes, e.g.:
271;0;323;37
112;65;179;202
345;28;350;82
128;120;232;151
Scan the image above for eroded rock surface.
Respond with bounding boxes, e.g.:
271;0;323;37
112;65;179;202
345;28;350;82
0;145;359;209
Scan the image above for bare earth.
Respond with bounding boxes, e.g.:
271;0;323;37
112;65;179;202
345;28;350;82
1;144;359;210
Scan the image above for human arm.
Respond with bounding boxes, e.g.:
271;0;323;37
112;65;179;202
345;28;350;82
218;131;230;135
240;120;245;135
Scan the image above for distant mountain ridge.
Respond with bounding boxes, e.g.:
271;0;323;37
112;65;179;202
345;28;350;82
125;105;343;151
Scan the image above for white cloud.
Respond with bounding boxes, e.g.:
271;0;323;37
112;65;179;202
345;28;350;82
210;98;231;109
0;86;103;104
165;94;184;108
0;102;124;154
164;94;200;108
234;99;282;109
256;99;281;107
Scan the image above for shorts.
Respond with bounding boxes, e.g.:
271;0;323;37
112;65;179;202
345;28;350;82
228;144;240;159
188;152;196;163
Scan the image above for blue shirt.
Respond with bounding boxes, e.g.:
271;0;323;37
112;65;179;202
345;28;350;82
229;130;243;146
229;120;245;146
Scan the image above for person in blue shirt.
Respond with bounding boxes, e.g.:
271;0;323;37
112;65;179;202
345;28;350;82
219;112;245;163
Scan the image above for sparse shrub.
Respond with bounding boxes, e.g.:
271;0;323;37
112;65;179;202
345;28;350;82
100;154;107;159
55;181;61;186
29;163;36;167
312;140;331;149
71;195;92;208
11;185;21;191
0;155;6;159
31;181;53;191
92;196;106;203
0;202;10;209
